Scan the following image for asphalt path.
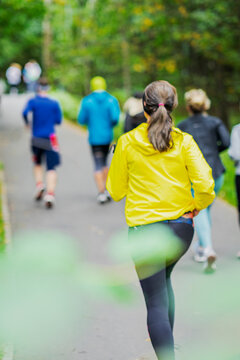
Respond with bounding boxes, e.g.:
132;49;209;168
0;94;239;360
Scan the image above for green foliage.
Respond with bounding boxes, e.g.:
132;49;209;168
0;232;135;353
39;0;240;127
111;88;128;109
1;0;240;126
0;0;45;75
113;120;124;142
50;90;80;123
219;151;237;206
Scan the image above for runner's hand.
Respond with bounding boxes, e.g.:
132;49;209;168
182;210;199;218
192;209;200;217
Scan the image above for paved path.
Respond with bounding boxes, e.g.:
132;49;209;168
0;95;239;360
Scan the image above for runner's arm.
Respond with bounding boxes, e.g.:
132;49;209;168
216;120;230;152
54;101;62;125
106;136;128;201
109;97;120;126
22;99;33;126
228;126;240;161
184;135;215;211
77;99;89;125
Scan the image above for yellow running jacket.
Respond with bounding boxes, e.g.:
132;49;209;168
106;123;215;227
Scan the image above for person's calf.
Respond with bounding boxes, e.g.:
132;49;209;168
46;170;57;194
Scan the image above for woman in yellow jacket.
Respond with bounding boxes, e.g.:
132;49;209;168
106;80;215;360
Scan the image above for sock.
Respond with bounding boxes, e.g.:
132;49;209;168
47;191;55;196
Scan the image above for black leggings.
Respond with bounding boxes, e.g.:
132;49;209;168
91;144;110;171
236;175;240;225
131;221;194;359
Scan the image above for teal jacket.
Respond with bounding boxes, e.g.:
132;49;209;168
78;91;120;145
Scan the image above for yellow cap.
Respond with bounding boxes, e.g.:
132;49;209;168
90;76;107;91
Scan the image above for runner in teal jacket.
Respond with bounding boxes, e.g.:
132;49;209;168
78;88;120;145
77;76;120;204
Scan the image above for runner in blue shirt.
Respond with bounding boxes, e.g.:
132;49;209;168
22;77;62;208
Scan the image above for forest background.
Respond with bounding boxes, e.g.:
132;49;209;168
0;0;240;205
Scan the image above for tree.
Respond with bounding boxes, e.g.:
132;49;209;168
0;0;44;76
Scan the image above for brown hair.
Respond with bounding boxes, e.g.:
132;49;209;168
38;77;49;87
143;80;178;152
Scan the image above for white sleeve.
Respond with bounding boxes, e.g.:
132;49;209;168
228;125;240;161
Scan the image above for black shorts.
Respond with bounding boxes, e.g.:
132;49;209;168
91;144;110;171
31;146;61;171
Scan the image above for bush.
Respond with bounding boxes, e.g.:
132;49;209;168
50;90;80;124
219;151;237;206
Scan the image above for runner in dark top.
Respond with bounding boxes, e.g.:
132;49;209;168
178;89;230;272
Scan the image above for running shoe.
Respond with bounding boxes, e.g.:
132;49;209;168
203;249;217;274
104;189;111;201
193;246;207;263
97;192;108;204
35;184;45;201
44;194;55;209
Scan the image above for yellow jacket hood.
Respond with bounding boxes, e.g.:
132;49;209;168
124;123;183;156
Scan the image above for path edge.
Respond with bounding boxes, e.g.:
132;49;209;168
0;168;13;360
0;168;12;250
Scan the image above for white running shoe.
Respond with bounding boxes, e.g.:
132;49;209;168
97;192;108;204
35;185;45;201
44;194;55;209
203;249;217;274
193;247;207;263
104;189;111;201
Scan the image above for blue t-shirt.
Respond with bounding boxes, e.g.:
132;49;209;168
22;95;62;138
78;91;120;145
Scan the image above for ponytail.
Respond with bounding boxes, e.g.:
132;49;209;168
148;106;172;152
143;80;178;152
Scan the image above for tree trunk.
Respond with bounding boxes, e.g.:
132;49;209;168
121;36;131;96
215;64;230;129
42;0;52;73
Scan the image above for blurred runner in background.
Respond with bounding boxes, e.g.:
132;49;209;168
178;89;230;273
23;60;42;93
5;63;22;94
22;77;62;208
123;91;146;133
228;123;240;258
78;76;120;204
